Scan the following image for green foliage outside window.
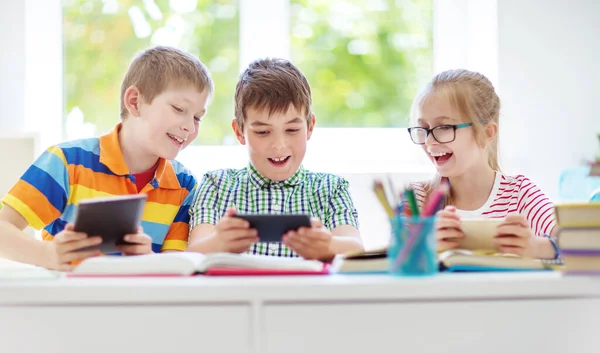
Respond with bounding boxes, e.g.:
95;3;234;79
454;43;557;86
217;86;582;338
63;0;432;145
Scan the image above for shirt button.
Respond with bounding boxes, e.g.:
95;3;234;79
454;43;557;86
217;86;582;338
269;244;277;255
273;204;281;211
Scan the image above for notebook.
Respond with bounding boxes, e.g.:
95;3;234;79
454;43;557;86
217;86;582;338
438;249;557;272
331;248;388;273
69;252;328;277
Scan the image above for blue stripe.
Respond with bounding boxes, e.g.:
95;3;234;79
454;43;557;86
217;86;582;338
61;146;115;175
152;243;163;253
21;165;67;213
172;160;197;192
140;220;170;244
173;203;191;223
32;151;69;193
176;171;196;192
57;138;100;154
61;203;78;224
44;218;67;236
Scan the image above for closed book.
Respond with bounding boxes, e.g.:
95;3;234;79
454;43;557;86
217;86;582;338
555;203;600;228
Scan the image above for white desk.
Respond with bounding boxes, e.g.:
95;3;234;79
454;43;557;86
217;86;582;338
1;272;599;353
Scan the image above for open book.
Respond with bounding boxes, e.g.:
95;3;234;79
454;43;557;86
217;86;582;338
70;252;328;277
331;247;561;273
0;259;61;280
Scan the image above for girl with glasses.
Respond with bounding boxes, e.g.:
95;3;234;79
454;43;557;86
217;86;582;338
407;69;559;260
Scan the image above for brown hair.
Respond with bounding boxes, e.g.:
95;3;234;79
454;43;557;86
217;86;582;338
234;58;312;131
120;46;214;119
411;69;501;206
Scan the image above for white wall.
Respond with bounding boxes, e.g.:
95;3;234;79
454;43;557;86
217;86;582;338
0;0;62;149
0;2;26;132
497;0;600;200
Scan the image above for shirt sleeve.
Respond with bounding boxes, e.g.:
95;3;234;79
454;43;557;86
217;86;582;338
517;177;557;236
188;172;224;229
409;181;428;211
161;175;198;252
1;146;69;230
325;177;360;230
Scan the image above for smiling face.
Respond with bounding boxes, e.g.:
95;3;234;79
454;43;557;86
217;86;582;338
416;94;490;178
129;85;210;160
232;104;315;181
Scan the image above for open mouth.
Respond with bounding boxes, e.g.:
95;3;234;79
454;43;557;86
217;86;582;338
167;133;186;146
268;156;291;167
430;151;453;166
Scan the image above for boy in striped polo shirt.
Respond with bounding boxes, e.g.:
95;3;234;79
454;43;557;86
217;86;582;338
188;58;363;261
0;46;213;271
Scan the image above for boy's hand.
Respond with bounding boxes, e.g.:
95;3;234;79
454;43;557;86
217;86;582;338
117;227;153;255
46;223;102;271
494;214;536;257
435;206;465;251
210;208;259;253
282;218;333;261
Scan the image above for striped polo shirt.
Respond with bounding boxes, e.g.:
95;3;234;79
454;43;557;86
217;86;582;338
189;163;360;257
1;124;197;252
412;172;557;236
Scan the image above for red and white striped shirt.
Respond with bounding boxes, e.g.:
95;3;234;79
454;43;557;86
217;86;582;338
411;172;557;236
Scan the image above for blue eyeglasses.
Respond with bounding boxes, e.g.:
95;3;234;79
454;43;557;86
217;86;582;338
407;123;473;145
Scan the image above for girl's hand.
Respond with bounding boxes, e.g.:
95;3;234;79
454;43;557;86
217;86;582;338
435;206;465;251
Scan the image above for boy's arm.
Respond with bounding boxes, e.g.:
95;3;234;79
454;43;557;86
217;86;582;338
0;205;52;266
325;178;363;254
186;173;223;253
0;146;70;266
329;224;363;254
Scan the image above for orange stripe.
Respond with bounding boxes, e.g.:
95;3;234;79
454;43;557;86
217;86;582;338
163;222;189;242
98;123;129;175
9;180;62;226
146;188;186;207
67;164;134;195
42;230;55;241
155;159;180;189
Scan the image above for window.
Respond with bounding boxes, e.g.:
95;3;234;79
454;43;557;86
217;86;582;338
291;0;433;127
63;0;239;145
63;0;432;146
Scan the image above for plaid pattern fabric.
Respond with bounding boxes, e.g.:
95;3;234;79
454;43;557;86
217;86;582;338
189;163;359;257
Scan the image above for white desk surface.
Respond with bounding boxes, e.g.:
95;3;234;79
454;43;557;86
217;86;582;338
1;272;600;305
3;272;600;353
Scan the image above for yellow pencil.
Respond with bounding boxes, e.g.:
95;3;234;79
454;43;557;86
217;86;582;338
373;180;395;217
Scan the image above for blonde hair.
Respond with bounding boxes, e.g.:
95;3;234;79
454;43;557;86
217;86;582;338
411;69;501;206
120;46;214;119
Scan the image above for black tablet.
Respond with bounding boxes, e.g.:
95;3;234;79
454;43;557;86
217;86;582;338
234;214;312;243
74;194;147;253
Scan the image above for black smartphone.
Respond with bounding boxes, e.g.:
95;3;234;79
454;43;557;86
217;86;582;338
234;214;312;243
73;194;147;253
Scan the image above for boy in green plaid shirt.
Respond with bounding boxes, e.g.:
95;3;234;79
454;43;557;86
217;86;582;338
187;58;363;260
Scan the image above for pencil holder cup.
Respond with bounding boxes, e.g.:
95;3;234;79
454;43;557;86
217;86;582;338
388;216;438;276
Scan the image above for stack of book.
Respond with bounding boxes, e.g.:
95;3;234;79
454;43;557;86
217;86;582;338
556;203;600;274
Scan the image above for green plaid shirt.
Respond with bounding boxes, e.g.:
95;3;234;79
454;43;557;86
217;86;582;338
189;163;359;257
